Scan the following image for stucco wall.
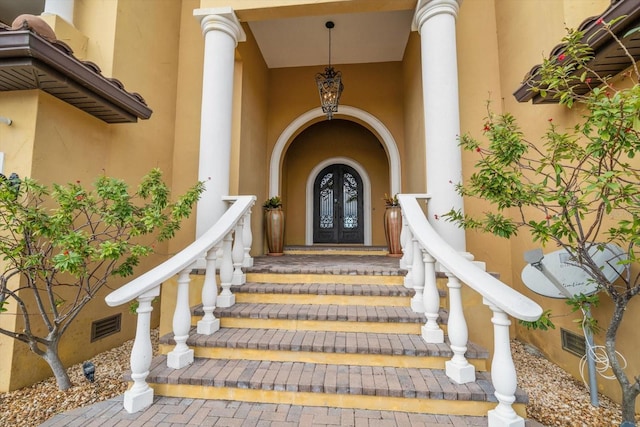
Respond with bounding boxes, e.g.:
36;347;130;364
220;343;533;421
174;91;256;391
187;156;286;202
491;0;638;409
401;32;426;195
0;91;38;391
0;0;184;390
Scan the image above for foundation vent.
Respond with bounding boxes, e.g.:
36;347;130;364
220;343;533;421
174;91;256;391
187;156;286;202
561;328;586;357
91;314;121;342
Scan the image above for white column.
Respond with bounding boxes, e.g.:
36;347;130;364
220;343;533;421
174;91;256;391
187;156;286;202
413;0;466;252
194;8;246;237
44;0;75;25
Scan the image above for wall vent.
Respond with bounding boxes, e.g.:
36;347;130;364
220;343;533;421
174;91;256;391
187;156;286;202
91;314;121;342
561;328;586;357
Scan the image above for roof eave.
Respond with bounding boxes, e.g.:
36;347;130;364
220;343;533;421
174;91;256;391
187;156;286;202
0;30;152;123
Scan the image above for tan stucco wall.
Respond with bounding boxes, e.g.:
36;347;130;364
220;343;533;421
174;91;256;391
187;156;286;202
0;91;38;391
236;24;270;251
401;32;426;195
490;0;638;409
0;0;183;390
455;0;519;356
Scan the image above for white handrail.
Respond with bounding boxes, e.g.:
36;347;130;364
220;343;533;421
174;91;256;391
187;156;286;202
398;194;541;321
106;194;256;413
398;193;542;427
105;195;256;307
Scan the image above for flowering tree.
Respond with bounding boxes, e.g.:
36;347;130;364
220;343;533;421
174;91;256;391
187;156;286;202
0;169;203;390
445;21;640;424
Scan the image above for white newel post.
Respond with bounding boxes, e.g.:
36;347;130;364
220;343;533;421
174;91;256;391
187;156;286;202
410;239;425;313
168;268;195;369
197;246;220;335
124;286;160;413
444;273;475;383
232;219;246;285
413;0;466;252
194;8;246;237
485;299;524;427
242;210;253;267
421;252;444;343
218;232;235;307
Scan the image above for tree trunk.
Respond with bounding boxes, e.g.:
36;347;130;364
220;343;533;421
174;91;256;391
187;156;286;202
606;300;639;426
621;389;639;426
42;340;72;391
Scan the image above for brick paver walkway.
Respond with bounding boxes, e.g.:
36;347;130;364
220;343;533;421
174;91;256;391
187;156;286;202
39;396;476;426
41;396;546;426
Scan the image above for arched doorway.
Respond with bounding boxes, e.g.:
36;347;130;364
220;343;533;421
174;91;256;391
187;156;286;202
313;164;364;244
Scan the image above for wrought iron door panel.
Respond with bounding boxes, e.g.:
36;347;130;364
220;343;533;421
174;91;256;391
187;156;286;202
313;164;363;244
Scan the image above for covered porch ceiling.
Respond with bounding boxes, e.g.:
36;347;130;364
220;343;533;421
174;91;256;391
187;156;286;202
247;8;415;69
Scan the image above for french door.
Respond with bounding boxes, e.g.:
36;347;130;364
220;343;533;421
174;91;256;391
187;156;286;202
313;164;364;244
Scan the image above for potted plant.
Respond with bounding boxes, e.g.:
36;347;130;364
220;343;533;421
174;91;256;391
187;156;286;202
383;193;402;257
263;196;284;256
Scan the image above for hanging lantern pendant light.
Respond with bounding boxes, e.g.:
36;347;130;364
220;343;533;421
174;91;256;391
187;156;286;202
315;21;344;120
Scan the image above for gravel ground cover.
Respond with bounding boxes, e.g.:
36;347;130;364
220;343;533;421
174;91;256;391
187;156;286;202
0;334;633;427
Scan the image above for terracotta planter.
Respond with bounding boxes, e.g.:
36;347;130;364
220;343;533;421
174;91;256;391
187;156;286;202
264;207;285;256
384;206;402;257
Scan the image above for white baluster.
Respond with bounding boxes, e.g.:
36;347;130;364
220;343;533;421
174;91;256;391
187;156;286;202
485;299;524;427
167;267;195;369
231;219;246;285
421;252;444;343
403;227;414;289
217;231;235;307
197;246;220;335
444;272;474;383
410;239;425;312
399;213;409;269
124;286;159;413
242;209;253;267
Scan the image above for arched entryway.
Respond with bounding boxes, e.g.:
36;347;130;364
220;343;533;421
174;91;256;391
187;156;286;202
271;106;401;247
312;163;364;244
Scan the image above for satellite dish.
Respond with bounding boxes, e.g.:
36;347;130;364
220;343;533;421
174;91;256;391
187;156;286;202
521;243;626;299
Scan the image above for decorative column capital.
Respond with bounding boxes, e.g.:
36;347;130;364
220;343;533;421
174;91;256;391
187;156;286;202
412;0;462;32
194;7;246;44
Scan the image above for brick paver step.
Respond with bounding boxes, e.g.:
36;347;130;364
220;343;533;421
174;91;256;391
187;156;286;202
236;282;416;297
160;328;488;359
141;356;527;404
207;303;428;323
247;254;405;276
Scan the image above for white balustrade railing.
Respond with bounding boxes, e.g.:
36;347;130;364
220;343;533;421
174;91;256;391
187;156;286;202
398;194;542;427
105;195;256;413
